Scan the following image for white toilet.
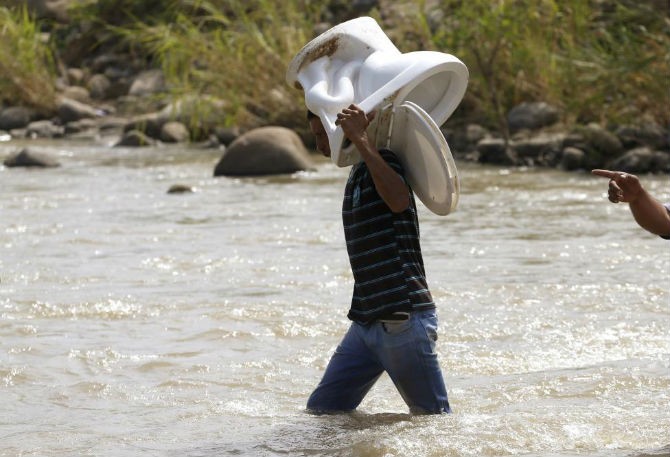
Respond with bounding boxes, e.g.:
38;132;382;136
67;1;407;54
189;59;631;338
286;16;468;215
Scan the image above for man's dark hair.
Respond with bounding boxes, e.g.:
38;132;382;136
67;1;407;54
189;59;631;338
307;110;318;120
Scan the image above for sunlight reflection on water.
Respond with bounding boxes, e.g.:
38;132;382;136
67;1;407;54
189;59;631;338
1;142;668;456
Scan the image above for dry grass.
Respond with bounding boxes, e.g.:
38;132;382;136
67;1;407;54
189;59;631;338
0;6;56;113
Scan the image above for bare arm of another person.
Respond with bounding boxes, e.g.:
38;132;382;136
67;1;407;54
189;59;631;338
336;104;410;213
592;169;670;237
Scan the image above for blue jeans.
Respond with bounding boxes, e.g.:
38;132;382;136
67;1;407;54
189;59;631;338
306;309;451;414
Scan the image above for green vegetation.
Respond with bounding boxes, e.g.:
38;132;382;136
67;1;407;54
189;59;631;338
0;5;57;113
1;0;668;133
434;0;670;133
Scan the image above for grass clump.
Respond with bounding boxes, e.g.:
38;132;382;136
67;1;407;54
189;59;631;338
103;0;322;130
0;5;57;113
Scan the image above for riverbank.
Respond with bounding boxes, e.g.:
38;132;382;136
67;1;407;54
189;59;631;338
1;0;668;174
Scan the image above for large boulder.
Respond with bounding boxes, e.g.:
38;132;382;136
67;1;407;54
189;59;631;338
214;126;314;176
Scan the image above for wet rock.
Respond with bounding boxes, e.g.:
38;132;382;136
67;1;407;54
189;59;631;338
167;184;194;194
66;67;86;85
213;126;241;146
61;85;90;103
115;130;155;147
3;148;60;168
565;123;623;169
87;74;112;100
160;121;190;143
64;118;99;135
507;102;560;133
651;151;670;173
512;132;566;163
57;97;102;123
476;137;517;165
443;123;489;156
608;147;669;174
615;122;669;151
560;146;585;171
123;112;165;139
0;107;38;131
214;126;314;176
26;120;65;139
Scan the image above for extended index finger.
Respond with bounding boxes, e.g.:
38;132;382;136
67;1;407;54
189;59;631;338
591;169;617;179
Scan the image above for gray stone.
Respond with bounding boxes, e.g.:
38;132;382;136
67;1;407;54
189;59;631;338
129;70;166;96
66;67;85;85
57;97;102;123
87;74;111;100
160;121;190;143
560;147;585;171
476;137;517;165
167;184;194;194
26;120;65;139
61;85;90;103
123;112;166;139
214;126;314;176
115;130;155;147
608;147;656;173
615;122;669;151
507;102;560;133
0;107;37;131
3;148;60;168
513;132;566;160
213;126;241;146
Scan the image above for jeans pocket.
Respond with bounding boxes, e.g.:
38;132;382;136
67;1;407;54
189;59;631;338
381;320;412;335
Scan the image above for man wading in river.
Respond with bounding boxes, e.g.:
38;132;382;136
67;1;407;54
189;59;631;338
306;104;451;414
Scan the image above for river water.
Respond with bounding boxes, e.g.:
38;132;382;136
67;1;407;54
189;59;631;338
1;139;668;457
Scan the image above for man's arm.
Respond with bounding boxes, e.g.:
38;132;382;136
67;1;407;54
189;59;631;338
592;169;670;237
337;104;410;213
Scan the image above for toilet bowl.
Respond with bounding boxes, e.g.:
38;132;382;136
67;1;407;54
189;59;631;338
286;16;468;215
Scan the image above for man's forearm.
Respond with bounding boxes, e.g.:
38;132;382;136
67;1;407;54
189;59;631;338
629;190;670;236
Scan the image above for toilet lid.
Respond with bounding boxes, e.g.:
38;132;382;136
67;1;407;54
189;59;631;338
388;101;459;216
